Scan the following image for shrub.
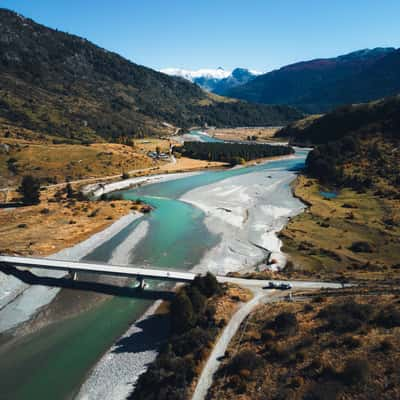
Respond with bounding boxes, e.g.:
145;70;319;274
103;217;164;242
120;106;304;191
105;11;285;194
340;358;370;386
270;312;298;336
318;300;373;333
88;209;100;217
66;183;74;198
304;382;342;400
172;327;212;357
228;350;264;374
342;335;361;349
170;292;195;334
374;307;400;328
349;241;374;253
185;286;206;314
304;303;314;313
192;272;220;297
379;338;394;353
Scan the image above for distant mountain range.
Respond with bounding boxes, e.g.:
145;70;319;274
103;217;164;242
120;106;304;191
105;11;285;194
161;67;261;94
0;9;302;142
226;48;400;113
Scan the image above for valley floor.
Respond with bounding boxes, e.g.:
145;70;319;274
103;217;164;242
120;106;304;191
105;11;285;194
205;127;282;142
203;174;400;399
279;175;400;282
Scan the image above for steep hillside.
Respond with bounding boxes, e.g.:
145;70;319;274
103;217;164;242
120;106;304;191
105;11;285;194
227;48;400;113
278;96;400;195
0;9;301;143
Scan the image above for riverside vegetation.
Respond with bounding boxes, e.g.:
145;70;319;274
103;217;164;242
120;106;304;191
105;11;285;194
130;273;251;400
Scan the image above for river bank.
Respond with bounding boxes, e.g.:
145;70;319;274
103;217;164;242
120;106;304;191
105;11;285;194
0;212;142;335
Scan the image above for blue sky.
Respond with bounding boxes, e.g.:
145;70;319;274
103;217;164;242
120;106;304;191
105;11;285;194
2;0;400;72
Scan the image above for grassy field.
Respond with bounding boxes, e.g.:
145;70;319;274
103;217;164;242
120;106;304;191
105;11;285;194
0;123;228;190
0;125;168;188
279;175;400;282
206;127;283;142
0;186;146;256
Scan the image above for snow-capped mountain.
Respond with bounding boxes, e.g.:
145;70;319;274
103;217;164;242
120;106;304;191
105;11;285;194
161;67;231;81
160;67;261;94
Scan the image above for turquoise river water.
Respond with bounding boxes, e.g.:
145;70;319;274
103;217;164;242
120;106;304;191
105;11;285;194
0;150;307;400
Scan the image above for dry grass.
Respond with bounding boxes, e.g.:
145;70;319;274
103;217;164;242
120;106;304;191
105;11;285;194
279;175;400;282
207;127;283;142
0;126;228;190
208;290;400;400
0;187;143;256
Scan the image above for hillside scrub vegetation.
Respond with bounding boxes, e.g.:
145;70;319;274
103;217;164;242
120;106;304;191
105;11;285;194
208;292;400;400
276;96;400;198
0;9;302;143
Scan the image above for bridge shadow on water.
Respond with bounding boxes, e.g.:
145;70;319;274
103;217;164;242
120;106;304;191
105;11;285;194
1;267;175;301
112;313;171;355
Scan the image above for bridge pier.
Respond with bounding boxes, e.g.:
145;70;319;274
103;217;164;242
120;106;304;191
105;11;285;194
69;270;78;281
136;276;146;290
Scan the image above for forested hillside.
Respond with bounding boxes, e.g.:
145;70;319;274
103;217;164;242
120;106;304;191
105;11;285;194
0;9;302;143
278;96;400;194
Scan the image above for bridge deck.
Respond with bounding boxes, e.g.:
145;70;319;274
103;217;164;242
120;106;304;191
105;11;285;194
0;255;345;290
0;255;196;282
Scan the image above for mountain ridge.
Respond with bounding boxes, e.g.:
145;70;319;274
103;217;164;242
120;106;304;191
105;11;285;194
226;47;400;113
161;67;261;94
0;9;301;142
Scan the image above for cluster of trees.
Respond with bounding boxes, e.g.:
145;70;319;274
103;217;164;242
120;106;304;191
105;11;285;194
306;132;400;194
131;273;222;400
180;142;294;165
305;135;359;184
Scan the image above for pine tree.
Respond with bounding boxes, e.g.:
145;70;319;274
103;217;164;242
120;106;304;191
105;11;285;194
18;175;41;205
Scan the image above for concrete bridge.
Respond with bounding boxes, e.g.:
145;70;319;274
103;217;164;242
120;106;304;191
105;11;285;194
0;255;197;288
0;255;344;291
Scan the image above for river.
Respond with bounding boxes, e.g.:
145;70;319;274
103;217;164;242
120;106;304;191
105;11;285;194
0;148;307;400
